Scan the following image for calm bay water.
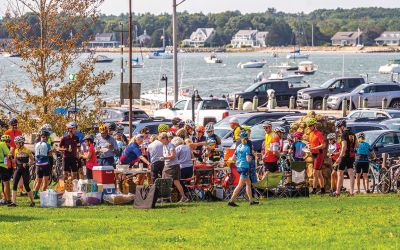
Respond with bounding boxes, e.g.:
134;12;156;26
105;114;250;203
1;52;400;103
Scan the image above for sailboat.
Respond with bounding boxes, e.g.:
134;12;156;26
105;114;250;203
147;28;173;60
356;27;364;49
286;32;309;59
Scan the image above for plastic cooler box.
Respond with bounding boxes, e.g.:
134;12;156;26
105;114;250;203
93;166;115;184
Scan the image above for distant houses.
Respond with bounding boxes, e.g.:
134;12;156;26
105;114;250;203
231;30;268;48
88;33;120;48
138;30;151;47
331;31;363;46
375;31;400;46
182;28;216;47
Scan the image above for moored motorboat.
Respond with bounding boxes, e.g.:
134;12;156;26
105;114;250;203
237;60;266;69
95;55;114;63
269;61;298;71
268;70;304;84
204;54;223;64
295;61;317;75
379;59;400;74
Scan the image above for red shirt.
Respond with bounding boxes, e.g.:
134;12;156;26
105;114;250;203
5;129;22;149
85;144;97;170
264;135;280;163
310;130;324;154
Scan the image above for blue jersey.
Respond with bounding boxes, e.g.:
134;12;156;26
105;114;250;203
355;141;373;162
235;143;251;169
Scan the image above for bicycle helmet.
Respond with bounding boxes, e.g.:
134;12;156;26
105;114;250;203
335;119;347;128
262;121;272;127
229;117;239;124
239;131;248;139
205;122;215;132
167;132;175;138
8;118;18;126
66;121;78;129
185;119;195;129
274;126;285;133
178;121;185;129
242;125;251;132
158;124;169;133
41;124;52;131
83;134;95;142
172;117;182;125
292;131;304;139
196;125;205;133
14;135;25;143
140;127;150;134
357;132;365;139
99;123;109;132
39;129;50;137
327;133;336;140
1;135;11;142
108;122;117;132
306;118;317;127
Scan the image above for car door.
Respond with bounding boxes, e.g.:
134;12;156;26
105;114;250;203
255;83;268;104
374;85;391;108
173;100;188;118
374;132;400;157
358;86;378;107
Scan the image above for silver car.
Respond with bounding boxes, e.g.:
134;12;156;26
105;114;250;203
327;82;400;110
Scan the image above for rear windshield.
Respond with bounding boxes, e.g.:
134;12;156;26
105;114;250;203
202;100;229;110
124;111;150;120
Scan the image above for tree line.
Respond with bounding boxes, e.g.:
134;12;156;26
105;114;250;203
2;7;400;47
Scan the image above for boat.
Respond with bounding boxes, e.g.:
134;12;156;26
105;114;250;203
130;58;144;68
204;54;223;64
3;52;21;58
95;55;113;63
267;70;304;84
140;87;191;106
379;59;400;74
286;50;310;59
147;49;173;60
237;60;266;69
295;61;318;75
269;61;298;71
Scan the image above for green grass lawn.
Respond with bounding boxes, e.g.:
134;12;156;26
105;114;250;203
1;195;400;249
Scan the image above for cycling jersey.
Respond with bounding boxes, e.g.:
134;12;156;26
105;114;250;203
5;129;22;149
0;142;10;168
35;141;51;166
310;130;324;154
355;141;373;162
264;133;280;163
341;129;356;158
233;126;243;143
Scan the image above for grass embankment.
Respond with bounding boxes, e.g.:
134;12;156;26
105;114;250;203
1;195;399;249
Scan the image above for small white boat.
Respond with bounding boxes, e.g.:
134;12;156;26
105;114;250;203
204;54;223;64
286;50;309;59
95;55;113;63
379;59;400;74
127;58;144;68
237;60;266;69
295;61;318;75
269;61;298;71
147;49;173;59
3;52;21;58
268;70;304;84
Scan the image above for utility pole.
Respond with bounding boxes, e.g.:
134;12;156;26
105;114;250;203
311;22;314;47
172;0;178;104
120;23;125;105
128;0;133;138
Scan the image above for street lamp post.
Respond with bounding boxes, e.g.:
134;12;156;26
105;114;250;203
161;74;168;104
120;22;124;105
128;0;133;139
191;90;202;122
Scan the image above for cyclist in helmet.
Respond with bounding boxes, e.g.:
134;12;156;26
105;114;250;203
176;120;195;140
9;136;35;207
33;129;52;199
262;121;280;177
229;117;242;144
228;131;258;207
169;117;182;133
191;125;207;162
307;118;326;195
205;123;222;162
335;119;357;196
274;126;286;152
289;132;306;161
158;124;170;134
95;123;119;167
5;117;22;155
58;122;81;180
355;132;376;194
0;134;11;205
327;133;341;196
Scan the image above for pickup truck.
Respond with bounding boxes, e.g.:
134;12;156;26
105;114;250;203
296;77;365;109
154;97;239;125
230;80;307;107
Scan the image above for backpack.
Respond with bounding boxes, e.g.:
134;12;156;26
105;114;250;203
294;142;305;159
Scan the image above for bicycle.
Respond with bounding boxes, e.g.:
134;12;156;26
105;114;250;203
378;157;400;193
368;158;392;193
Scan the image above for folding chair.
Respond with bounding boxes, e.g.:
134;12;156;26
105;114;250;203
253;172;283;198
154;178;173;205
288;161;309;198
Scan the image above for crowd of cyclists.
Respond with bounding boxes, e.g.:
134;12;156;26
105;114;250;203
0;114;379;207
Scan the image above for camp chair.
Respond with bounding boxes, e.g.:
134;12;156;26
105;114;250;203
154;178;173;205
253;172;284;198
288;161;309;198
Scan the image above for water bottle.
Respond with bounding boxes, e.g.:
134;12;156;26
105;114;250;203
4;156;8;165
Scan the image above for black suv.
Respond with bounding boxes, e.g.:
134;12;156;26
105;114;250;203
100;108;149;123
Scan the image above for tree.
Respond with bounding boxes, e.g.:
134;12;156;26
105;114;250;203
4;0;113;134
266;20;293;46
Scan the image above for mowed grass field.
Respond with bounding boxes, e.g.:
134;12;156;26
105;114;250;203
1;195;400;249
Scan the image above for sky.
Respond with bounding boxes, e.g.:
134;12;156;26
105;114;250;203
0;0;400;15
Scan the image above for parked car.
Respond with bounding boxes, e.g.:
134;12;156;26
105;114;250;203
154;97;238;125
361;130;400;157
297;77;365;109
346;109;400;123
327;82;400;110
220;120;291;152
119;118;172;138
346;122;388;134
214;111;301;141
380;118;400;130
100;107;149;123
231;80;307;107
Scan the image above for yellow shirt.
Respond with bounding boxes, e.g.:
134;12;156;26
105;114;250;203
233;126;242;142
14;147;33;162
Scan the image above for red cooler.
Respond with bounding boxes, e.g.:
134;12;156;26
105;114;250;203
93;166;115;184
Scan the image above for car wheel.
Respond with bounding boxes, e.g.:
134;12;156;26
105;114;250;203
313;100;322;110
390;99;400;109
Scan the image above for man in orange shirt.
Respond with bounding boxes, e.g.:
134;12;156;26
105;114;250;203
262;121;280;176
307;118;326;195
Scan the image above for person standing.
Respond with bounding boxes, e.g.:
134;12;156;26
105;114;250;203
262;121;280;177
58;122;81;180
355;132;376;194
229;117;242;144
147;134;165;181
289;132;306;161
307;118;326;195
0;135;11;205
172;137;194;194
95;124;119;167
327;133;341;196
335;119;357;197
161;133;189;203
80;135;97;179
191;125;207;162
33;129;52;199
5;118;24;194
228;131;258;207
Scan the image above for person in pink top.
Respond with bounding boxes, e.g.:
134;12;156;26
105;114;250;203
80;135;97;179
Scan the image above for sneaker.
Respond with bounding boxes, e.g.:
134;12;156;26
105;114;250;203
178;197;190;203
227;201;238;207
7;203;16;207
0;199;7;205
366;189;371;194
29;202;35;207
317;189;326;195
249;201;259;205
310;189;317;195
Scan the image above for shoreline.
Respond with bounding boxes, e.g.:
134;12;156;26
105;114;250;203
87;46;400;54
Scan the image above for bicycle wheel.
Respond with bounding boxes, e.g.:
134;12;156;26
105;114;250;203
393;167;400;192
368;167;376;193
378;169;391;193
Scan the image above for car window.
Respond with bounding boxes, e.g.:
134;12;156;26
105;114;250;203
246;116;269;126
351;126;383;134
388;112;400;118
256;84;267;93
251;125;265;140
378;132;399;146
202;100;229;110
148;125;160;135
376;85;391;92
123;125;137;135
348;111;361;118
174;100;187;110
365;86;376;93
376;112;389;118
360;112;375;118
347;79;361;89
